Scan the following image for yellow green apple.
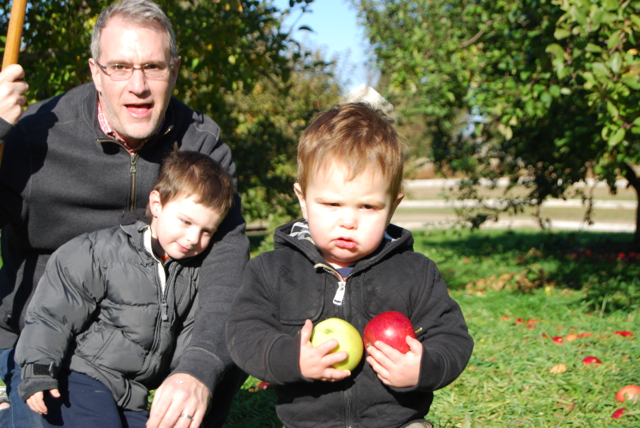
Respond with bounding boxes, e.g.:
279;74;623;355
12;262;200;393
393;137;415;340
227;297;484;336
311;318;363;371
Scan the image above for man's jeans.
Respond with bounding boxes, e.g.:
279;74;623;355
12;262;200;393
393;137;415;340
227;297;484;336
0;347;44;428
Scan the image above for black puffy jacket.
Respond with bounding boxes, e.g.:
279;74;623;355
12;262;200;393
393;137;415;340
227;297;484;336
16;220;199;410
226;220;474;428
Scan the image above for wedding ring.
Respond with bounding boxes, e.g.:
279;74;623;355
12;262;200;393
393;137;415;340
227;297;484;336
182;414;193;419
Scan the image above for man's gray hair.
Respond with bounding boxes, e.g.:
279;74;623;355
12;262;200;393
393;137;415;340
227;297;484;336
91;0;178;61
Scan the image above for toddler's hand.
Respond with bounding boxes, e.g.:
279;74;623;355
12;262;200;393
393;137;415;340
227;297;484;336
26;388;60;415
366;335;422;387
299;319;351;382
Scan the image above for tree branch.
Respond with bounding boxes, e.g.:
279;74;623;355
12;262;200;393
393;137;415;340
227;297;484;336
459;18;502;48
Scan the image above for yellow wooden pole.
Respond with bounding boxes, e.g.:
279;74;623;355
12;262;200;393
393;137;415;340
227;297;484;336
2;0;27;70
0;0;28;164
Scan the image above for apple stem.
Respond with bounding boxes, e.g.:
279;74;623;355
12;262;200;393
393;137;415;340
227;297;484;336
415;327;423;334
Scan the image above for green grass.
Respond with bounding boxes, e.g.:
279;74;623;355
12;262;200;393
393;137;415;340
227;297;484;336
224;229;639;427
431;288;639;427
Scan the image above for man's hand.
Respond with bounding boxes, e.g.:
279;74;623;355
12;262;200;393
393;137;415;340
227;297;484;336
366;335;423;388
0;64;28;125
25;389;61;415
299;319;351;382
147;373;210;428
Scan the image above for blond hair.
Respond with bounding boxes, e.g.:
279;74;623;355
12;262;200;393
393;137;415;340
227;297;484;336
297;103;403;197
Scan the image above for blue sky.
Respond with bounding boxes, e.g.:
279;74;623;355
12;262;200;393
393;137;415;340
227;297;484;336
272;0;374;94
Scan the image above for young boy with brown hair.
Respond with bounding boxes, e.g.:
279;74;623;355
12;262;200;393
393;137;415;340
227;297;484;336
15;149;234;428
226;103;474;428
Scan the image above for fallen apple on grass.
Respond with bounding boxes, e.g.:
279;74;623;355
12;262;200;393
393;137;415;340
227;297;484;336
363;311;417;354
582;356;602;365
615;385;640;403
612;408;627;419
311;318;363;371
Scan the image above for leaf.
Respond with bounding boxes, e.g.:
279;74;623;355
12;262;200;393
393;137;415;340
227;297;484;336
585;43;602;53
609;52;622;74
604;0;619;11
554;28;571;40
591;8;605;27
591;62;610;78
621;76;640;90
608;128;625;147
606;101;619;117
546;43;565;58
570;6;587;25
631;15;640;30
550;363;567;374
540;91;552;107
607;31;622;50
297;25;313;32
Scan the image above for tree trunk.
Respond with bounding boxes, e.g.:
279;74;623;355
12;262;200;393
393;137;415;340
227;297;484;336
622;163;640;248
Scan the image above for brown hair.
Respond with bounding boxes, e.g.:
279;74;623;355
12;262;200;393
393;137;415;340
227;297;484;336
148;147;234;216
297;103;403;197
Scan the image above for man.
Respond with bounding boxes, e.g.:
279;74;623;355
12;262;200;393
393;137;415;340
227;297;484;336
0;1;248;427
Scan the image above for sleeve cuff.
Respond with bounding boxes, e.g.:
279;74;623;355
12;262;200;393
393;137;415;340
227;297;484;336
0;116;14;141
18;364;58;402
171;347;226;394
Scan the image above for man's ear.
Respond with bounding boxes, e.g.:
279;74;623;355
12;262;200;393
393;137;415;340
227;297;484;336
293;183;308;220
88;58;102;93
169;56;181;89
148;190;163;217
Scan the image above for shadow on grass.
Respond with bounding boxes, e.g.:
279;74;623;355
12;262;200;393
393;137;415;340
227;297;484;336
413;229;640;312
223;386;280;428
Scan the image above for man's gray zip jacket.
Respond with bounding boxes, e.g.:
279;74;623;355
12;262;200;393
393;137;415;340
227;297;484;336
226;220;474;428
16;221;200;410
0;83;249;393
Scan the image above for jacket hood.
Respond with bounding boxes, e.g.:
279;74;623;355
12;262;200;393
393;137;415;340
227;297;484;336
273;218;415;274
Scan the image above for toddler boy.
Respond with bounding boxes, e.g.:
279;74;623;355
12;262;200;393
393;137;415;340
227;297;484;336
226;103;474;428
15;149;234;428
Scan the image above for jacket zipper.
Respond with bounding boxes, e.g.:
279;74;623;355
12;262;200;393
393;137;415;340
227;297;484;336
315;263;348;306
139;257;171;376
96;139;139;212
129;154;138;211
315;263;354;427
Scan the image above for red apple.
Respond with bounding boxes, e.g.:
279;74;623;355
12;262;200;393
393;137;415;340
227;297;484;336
612;408;627;419
582;356;602;365
363;311;416;354
615;385;640;403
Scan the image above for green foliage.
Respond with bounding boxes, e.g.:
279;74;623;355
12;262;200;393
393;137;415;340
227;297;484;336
354;0;640;242
224;51;341;229
0;0;339;227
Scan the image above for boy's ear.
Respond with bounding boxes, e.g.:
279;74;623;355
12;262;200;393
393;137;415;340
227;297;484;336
388;192;404;222
148;190;163;217
293;183;308;220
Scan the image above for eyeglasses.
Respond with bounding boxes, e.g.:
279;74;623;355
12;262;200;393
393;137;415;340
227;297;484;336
95;61;176;81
